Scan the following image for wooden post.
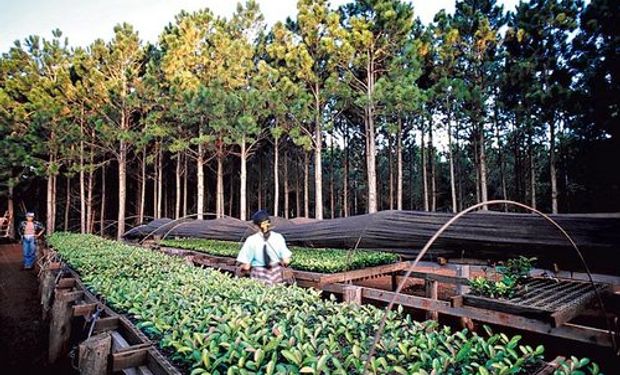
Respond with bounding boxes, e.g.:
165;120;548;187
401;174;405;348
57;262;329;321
40;268;58;321
49;290;79;363
425;279;439;320
78;332;112;375
455;265;470;295
390;273;398;292
343;285;362;305
454;265;474;329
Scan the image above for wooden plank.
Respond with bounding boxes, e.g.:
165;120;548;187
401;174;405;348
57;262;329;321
57;277;76;289
78;332;112;375
145;348;183;375
398;270;470;286
425;280;439;320
113;348;148;372
448;305;612;347
73;303;98;317
318;261;410;286
343;285;362;304
40;268;58;321
463;294;548;320
295;280;346;294
56;290;84;302
94;317;120;333
362;288;450;311
455;265;470;294
48;291;75;363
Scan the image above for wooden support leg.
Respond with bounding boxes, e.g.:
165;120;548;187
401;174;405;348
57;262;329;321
391;273;398;292
455;265;470;295
425;279;439;320
49;290;79;363
455;265;474;328
343;285;362;305
41;268;58;321
78;332;112;375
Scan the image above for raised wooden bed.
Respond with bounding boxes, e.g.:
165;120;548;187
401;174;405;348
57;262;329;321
39;248;181;375
463;277;611;326
150;244;615;349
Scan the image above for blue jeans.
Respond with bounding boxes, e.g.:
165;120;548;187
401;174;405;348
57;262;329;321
22;236;36;268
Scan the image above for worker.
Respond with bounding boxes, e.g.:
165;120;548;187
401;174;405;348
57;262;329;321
18;212;45;270
236;209;292;285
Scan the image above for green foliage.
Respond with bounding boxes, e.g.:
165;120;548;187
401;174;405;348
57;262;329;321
469;257;536;299
159;238;398;273
48;232;594;374
554;356;601;375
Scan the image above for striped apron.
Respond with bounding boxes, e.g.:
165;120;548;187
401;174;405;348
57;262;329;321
250;264;293;286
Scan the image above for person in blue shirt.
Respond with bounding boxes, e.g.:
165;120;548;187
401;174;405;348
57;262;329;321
236;210;292;285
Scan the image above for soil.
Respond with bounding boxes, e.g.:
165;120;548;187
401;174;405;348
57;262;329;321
0;241;73;375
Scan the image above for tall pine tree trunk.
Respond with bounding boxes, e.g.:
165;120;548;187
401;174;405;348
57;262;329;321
550;119;558;213
344;129;350;217
479;123;489;210
421;129;429;212
258;156;263;211
64;175;70;231
216;150;224;218
494;110;507;211
117;139;127;240
240;138;248;220
330;132;335;218
139;147;146;223
79;118;86;233
365;62;378;214
175;153;182;219
314;89;324;220
183;154;188;217
157;144;163;219
100;165;106;236
284;149;289;219
295;155;301;217
86;155;94;233
273;138;280;217
197;141;205;220
429;119;436;211
304;151;309;218
528;127;536;210
474;133;481;204
396;118;403;211
388;134;394;210
446;103;457;213
46;153;57;235
7;184;15;238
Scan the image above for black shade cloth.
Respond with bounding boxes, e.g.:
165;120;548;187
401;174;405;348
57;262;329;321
123;210;620;274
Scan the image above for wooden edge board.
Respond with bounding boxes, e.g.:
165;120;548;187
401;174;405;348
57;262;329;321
397;270;470;286
362;288;451;311
113;348;148;372
317;261;411;286
56;290;84;302
73;303;98;317
56;277;76;289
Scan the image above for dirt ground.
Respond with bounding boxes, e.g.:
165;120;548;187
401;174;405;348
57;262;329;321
0;241;72;375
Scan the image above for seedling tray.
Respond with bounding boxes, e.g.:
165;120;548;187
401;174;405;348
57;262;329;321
463;277;610;326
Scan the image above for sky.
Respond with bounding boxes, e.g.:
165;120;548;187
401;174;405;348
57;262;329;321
0;0;521;53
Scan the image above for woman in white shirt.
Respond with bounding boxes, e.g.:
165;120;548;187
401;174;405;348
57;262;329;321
236;210;292;285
